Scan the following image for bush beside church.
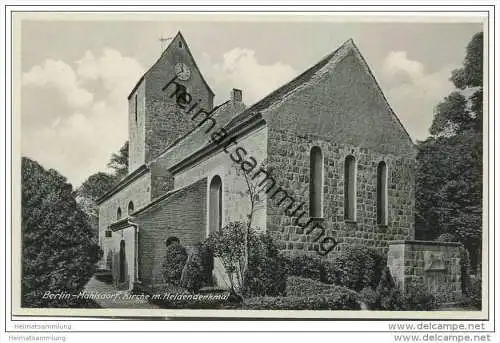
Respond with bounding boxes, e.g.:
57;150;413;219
143;221;483;311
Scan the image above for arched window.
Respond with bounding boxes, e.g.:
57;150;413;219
377;161;388;226
309;146;323;218
116;207;122;220
165;236;180;247
128;201;134;215
344;155;357;221
209;175;223;233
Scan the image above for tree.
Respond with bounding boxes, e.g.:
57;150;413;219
75;172;118;239
76;141;129;239
107;141;129;179
205;162;268;297
416;32;483;272
78;172;118;200
206;221;248;294
22;157;102;307
234;160;268;291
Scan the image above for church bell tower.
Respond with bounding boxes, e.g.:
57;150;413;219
127;31;215;173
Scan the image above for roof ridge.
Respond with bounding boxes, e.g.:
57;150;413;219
223;38;414;147
95;165;149;205
131;177;208;216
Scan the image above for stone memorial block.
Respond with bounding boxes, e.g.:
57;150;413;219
388;240;463;304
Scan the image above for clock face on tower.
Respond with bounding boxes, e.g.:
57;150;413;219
174;62;191;81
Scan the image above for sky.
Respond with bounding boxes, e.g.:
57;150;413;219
19;16;484;187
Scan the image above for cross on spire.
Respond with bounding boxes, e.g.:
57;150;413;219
159;35;172;52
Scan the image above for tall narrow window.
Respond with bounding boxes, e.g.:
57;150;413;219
344;155;357;221
134;94;138;122
377;161;388;226
128;201;134;215
117;207;122;220
309;146;323;218
209;175;223;233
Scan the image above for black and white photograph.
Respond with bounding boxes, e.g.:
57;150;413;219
6;8;493;328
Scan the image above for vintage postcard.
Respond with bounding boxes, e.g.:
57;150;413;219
9;10;491;321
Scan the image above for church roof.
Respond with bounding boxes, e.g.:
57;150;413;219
152;42;355;172
95;164;149;205
151;40;361;170
164;38;414;174
153;98;247;168
130;177;207;217
106;177;208;230
223;41;349;131
224;38;411;145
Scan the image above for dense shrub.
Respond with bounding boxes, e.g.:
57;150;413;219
284;247;386;290
321;260;338;284
22;157;102;307
286;276;320;296
242;233;287;296
330;245;386;291
374;267;403;310
243;255;287;296
286;254;325;281
359;287;379;310
244;288;360;310
286;276;353;297
357;267;438;311
435;233;459;242
402;279;438;311
180;244;213;292
372;268;438;311
206;221;247;291
162;241;188;286
258;232;280;258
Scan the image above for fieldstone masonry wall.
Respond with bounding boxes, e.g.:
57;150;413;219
266;128;415;258
388;240;463;304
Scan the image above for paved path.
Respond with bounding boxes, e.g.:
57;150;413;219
83;276;160;309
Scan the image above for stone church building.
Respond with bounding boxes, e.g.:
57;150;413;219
96;31;418;292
